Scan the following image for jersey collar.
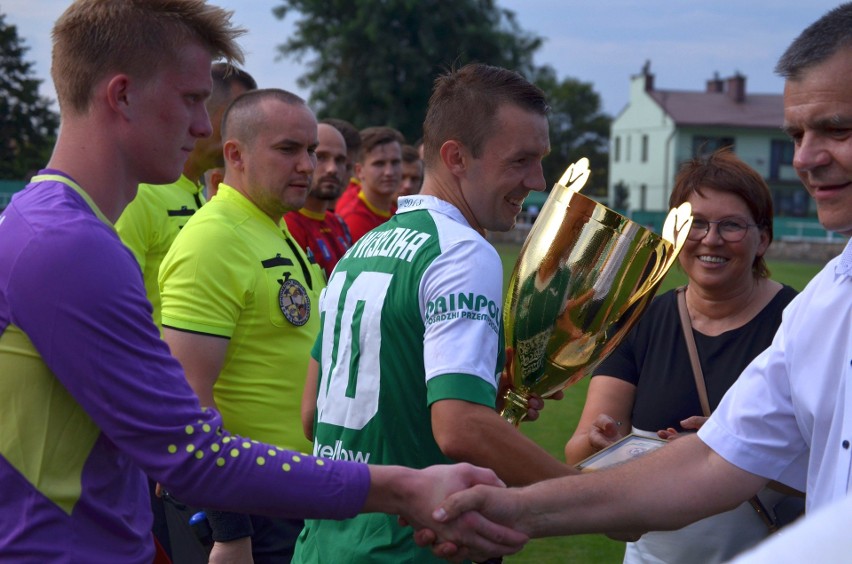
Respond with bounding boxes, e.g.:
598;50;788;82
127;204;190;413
215;182;282;230
837;237;852;277
396;194;472;230
30;171;114;229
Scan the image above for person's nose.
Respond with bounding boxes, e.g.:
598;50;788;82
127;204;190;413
298;150;316;175
524;161;547;193
319;157;335;175
700;222;725;245
191;106;213;139
793;132;831;173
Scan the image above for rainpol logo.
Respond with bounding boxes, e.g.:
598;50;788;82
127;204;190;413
425;292;500;334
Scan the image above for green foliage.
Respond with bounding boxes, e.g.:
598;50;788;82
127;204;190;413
533;65;611;192
272;0;541;142
0;13;58;180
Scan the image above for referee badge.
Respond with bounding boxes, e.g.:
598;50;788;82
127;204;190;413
279;279;311;326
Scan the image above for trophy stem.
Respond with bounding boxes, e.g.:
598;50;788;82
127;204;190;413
500;388;530;427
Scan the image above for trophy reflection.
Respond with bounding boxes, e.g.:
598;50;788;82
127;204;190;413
501;158;691;425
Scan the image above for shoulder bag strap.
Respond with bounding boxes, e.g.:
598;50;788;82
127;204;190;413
675;286;778;532
676;286;712;417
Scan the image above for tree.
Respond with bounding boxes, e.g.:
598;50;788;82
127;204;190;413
532;65;611;196
273;0;542;142
0;14;58;180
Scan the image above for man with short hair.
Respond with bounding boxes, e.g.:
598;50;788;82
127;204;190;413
284;122;352;278
430;2;852;554
0;2;527;562
324;118;362;213
337;126;404;241
116;63;255;330
323;117;362;181
295;63;573;563
159;88;326;562
115;61;256;563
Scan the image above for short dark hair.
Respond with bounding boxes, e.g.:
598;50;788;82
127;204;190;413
358;126;404;162
669;148;774;279
209;63;257;109
401;144;421;164
222;88;307;144
422;63;549;168
776;3;852;79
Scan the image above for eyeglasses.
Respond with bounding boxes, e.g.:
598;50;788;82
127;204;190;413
687;218;758;242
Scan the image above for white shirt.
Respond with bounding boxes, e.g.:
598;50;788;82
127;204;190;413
699;237;852;512
728;493;852;563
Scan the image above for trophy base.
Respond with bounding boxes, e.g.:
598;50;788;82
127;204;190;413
499;388;531;427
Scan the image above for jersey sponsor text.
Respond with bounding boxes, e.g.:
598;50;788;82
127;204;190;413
425;292;500;334
348;227;430;262
313;438;371;463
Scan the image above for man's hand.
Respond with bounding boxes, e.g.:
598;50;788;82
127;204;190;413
496;347;564;422
428;483;526;541
208;538;253;564
372;464;528;562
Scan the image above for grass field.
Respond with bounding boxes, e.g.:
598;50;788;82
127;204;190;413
491;242;825;564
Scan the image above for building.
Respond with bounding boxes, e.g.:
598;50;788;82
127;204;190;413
608;62;813;231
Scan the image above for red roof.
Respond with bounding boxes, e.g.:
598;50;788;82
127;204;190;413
648;90;784;129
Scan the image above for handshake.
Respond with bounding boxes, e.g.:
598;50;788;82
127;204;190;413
376;463;528;563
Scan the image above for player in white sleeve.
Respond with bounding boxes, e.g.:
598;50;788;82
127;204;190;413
295;63;574;564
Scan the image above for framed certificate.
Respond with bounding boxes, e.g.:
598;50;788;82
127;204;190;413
575;433;667;472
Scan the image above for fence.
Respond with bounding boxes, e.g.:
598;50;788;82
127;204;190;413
0;180;27;211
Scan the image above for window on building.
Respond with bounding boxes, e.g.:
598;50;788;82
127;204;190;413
772;184;813;217
641;135;649;162
769;139;796;181
627;135;632;162
640;184;647;211
614;136;621;162
692;136;735;157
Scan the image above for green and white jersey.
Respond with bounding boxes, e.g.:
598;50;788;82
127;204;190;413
116;175;205;330
294;195;504;564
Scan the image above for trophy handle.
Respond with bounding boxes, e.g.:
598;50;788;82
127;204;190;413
556;157;591;194
624;202;693;308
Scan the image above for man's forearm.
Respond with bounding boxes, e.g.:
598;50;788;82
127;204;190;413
509;434;767;538
432;400;576;486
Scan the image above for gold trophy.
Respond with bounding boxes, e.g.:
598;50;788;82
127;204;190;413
501;158;692;425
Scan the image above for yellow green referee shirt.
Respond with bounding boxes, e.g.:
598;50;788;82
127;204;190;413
159;183;322;453
116;175;206;329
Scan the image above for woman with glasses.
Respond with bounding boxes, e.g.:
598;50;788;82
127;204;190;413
564;148;798;564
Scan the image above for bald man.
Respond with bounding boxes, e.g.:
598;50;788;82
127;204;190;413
284;122;353;278
159;89;325;563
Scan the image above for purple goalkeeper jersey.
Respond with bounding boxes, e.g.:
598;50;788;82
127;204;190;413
0;171;369;563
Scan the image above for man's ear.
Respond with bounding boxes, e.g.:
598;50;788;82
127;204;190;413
223;139;245;171
440;140;468;177
354;161;363;180
105;74;133;119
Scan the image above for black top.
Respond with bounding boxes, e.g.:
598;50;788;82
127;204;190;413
592;285;798;433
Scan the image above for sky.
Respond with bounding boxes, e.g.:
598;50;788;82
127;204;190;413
2;1;845;117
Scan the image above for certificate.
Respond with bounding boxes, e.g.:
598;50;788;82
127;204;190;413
575;433;667;472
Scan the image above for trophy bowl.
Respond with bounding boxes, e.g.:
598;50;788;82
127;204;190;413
501;158;692;425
